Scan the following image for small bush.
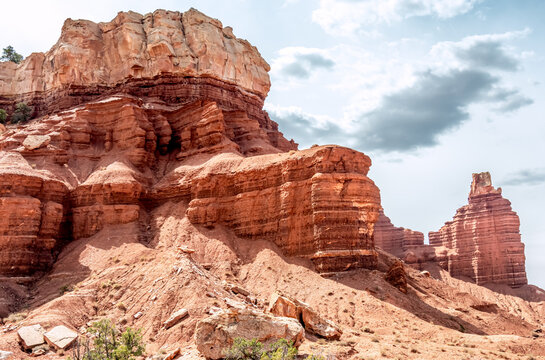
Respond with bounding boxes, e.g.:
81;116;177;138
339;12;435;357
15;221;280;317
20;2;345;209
226;338;264;360
11;102;33;124
226;338;298;360
261;338;298;360
60;284;74;295
0;109;6;123
68;319;145;360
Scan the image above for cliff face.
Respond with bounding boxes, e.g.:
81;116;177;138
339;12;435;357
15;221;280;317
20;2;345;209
429;172;527;287
375;172;527;288
0;9;381;277
374;209;424;258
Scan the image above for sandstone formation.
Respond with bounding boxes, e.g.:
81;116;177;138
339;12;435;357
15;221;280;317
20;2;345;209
374;209;424;257
194;308;304;359
428;172;527;287
0;8;381;283
0;9;270;117
375;172;527;288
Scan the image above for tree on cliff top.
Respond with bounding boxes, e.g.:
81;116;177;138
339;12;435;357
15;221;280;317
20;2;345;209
1;46;23;64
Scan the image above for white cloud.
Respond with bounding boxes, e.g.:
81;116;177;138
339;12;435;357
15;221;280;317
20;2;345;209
269;28;533;152
270;47;335;81
429;28;531;72
312;0;481;36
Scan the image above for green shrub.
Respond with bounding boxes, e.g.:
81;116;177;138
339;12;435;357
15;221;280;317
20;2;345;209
59;284;74;295
11;102;33;124
1;46;23;64
226;338;264;360
68;319;145;360
226;338;299;360
261;338;298;360
0;109;6;124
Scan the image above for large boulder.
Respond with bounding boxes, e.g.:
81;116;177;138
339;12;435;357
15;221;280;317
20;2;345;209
268;292;342;340
194;308;304;359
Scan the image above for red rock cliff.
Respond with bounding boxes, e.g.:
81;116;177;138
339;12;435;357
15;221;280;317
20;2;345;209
0;9;381;276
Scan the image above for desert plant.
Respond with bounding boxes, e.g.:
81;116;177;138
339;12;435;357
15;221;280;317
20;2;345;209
261;338;298;360
68;319;144;360
226;338;299;360
226;338;264;360
0;109;6;123
59;284;74;295
1;46;23;64
11;102;33;123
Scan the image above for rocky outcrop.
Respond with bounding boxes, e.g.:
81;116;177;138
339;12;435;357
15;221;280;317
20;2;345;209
0;152;68;275
374;209;424;257
377;172;527;288
428;172;527;287
384;260;408;293
0;9;270;110
0;9;382;280
194;308;304;359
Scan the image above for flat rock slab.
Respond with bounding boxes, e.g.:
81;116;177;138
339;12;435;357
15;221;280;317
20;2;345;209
164;308;188;329
17;324;46;349
44;325;78;350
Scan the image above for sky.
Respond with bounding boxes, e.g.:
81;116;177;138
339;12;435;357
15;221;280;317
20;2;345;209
1;0;544;288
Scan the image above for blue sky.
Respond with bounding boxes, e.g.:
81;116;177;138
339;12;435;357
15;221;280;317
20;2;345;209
1;0;544;288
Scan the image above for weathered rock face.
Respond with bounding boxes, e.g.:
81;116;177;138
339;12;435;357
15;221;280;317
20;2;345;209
429;172;527;287
0;9;270;106
374;209;424;257
0;9;382;279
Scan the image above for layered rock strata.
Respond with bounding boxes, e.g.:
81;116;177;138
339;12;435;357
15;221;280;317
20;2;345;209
0;9;270;116
0;9;381;277
374;209;424;257
375;172;527;288
428;172;527;287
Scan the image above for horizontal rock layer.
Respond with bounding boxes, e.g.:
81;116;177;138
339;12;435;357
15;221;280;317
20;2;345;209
0;93;379;275
0;8;382;279
374;209;424;257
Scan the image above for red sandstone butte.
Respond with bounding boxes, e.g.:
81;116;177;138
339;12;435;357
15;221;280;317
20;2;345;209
0;9;381;278
375;172;527;288
429;172;527;288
